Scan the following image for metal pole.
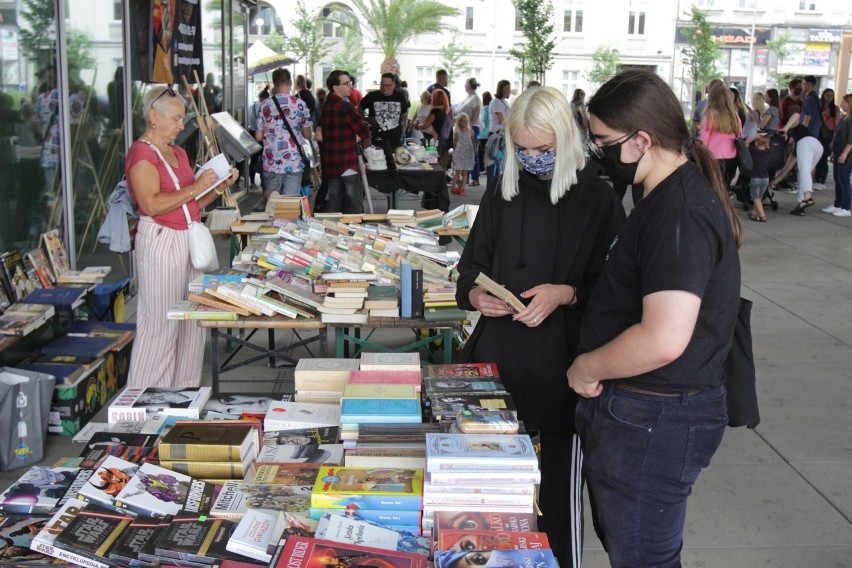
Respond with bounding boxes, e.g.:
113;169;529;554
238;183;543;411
745;7;757;99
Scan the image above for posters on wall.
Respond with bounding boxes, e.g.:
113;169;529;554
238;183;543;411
150;0;204;85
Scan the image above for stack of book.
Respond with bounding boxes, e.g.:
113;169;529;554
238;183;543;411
107;386;212;423
0;302;54;336
423;282;465;321
317;280;368;324
415;208;444;228
341;422;441;469
364;284;399;317
386;209;417;227
421;362;516;423
293;358;360;403
339;383;422;426
167;299;241;320
266;194;302;219
423;433;541;522
155;421;261;482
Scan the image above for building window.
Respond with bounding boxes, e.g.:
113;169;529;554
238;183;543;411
562;70;579;100
466;7;474;30
798;0;816;10
515;14;521;32
738;0;757;7
564;10;583;33
322;4;353;38
628;11;645;35
113;0;122;20
696;0;715;7
417;67;435;94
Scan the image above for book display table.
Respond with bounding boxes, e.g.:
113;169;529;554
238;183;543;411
197;316;328;392
366;166;450;212
329;317;462;364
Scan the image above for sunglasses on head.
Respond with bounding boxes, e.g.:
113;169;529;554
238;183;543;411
151;87;177;106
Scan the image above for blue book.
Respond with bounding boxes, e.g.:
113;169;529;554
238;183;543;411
66;321;136;333
340;398;422;424
15;362;86;384
400;260;412;318
434;549;559;568
41;335;116;358
309;508;422;526
22;286;86;309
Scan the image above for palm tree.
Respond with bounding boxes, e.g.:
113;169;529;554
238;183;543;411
336;0;460;76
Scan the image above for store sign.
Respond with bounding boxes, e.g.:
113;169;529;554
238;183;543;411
808;29;841;43
676;25;771;46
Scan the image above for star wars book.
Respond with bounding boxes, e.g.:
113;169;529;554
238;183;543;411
153;511;255;566
30;500;113;568
0;467;80;515
113;463;193;518
52;503;132;566
107;515;161;568
208;481;312;520
0;515;65;566
77;456;140;511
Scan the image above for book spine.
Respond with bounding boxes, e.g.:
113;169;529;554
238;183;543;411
157;443;245;462
411;268;424;318
108;407;148;423
156;460;246;478
31;538;114;568
422;493;533;507
427;460;539;473
226;540;270;562
400;260;412;318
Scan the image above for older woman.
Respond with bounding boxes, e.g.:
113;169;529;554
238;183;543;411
456;87;625;567
126;85;237;388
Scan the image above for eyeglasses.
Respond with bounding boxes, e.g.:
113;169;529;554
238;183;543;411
151;87;177;106
338;80;352;87
587;130;638;159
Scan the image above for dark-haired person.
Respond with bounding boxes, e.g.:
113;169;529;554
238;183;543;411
360;72;409;168
427;69;451;106
762;88;781;131
824;94;852;217
456;86;624;568
814;87;837;190
489;80;511;135
780;77;803;126
569;69;742;567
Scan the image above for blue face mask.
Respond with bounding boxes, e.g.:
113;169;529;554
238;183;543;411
515;148;556;176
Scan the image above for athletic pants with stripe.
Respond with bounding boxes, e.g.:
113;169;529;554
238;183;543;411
128;217;204;388
538;431;585;568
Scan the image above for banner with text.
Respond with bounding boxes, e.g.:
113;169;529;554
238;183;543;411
150;0;203;85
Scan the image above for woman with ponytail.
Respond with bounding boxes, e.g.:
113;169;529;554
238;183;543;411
568;69;742;568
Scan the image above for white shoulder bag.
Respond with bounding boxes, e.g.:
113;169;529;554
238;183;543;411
145;142;219;272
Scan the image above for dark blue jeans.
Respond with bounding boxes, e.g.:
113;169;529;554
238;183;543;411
832;155;851;210
576;383;727;568
326;174;364;214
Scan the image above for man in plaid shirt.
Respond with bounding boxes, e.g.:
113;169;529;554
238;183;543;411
318;70;372;213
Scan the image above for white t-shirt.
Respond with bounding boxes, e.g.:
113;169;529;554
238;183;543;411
489;97;510;133
458;93;482;128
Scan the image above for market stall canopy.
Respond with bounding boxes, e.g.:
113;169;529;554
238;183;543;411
248;40;297;76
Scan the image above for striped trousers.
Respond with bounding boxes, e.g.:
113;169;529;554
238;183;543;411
127;217;204;388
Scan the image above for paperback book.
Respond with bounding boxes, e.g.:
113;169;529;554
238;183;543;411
262;426;339;446
435;529;550;552
250;463;322;485
208;481;312;519
270;536;428;568
428;392;517;421
431;510;539;533
425;433;539;473
256;443;344;465
107;386;212;423
340;398;423;424
315;512;430;556
311;466;424;511
0;515;64;566
433;549;558;568
263;401;341;431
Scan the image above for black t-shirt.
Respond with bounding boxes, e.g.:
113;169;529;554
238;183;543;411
578;161;741;392
787;124;815;143
359;89;409;145
748;146;771;178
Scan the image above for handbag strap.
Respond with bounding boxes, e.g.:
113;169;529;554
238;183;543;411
142;139;193;225
271;94;309;165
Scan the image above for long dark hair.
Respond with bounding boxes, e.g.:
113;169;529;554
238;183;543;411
765;88;780;108
820;88;837;119
588;69;743;248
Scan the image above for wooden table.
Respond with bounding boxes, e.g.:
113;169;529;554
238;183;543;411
329;316;463;364
197;316;327;393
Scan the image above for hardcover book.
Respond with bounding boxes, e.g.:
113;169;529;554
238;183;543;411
21;287;86;310
433;549;558;567
340;398;422;424
157;458;255;480
77;445;160;471
250;463;323;485
107;386;212;423
428;392;517;421
263;401;341;431
113;463;193;518
0;515;65;566
40;335;116;358
270;536;428;568
77;456;140;510
107;515;161;567
262;426;339;446
308;508;422;527
158;423;257;462
0;313;48;336
153;511;248;566
1;249;34;302
348;370;422;391
52;503;133;563
422;362;500;378
180;479;220;515
41;230;70;278
30;501;115;568
208;481;312;519
310;466;424;511
134;516;173;565
256;443;344;465
225;508;287;562
359;352;421;371
0;467;80;515
431;510;539;533
435;529;550;552
425;434;539;473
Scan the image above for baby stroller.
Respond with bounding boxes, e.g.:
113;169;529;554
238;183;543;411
732;132;784;212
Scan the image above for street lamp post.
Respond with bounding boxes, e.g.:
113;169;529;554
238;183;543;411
745;6;757;98
255;17;264;37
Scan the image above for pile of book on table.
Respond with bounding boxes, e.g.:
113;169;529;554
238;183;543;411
168;214;467;322
0;356;557;567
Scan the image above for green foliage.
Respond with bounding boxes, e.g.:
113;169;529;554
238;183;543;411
265;29;287;54
288;0;331;76
438;32;472;86
766;33;799;89
328;26;367;80
510;0;557;85
18;0;55;69
337;0;460;75
585;45;621;86
66;28;96;74
681;7;721;102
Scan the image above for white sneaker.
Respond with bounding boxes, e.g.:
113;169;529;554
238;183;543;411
832;208;851;217
813;183;826;191
822;205;839;213
785;187;798;194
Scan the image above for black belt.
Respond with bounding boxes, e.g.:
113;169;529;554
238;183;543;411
615;383;704;397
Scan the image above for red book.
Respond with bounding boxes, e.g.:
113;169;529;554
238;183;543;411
432;510;539;532
436;529;550;551
271;536;428;568
348;370;422;392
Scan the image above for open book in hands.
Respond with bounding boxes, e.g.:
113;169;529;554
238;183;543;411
193;153;232;200
474;272;527;313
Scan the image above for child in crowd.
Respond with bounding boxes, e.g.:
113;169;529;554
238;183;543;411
451;112;476;196
748;134;772;222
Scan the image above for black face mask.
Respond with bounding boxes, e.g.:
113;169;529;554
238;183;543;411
793;88;803;96
592;137;643;185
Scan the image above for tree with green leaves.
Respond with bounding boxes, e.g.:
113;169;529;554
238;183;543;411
264;29;287;55
510;0;557;85
585;45;621;88
766;32;799;90
288;0;331;77
328;26;367;81
438;32;471;87
18;0;55;69
334;0;460;76
681;6;721;116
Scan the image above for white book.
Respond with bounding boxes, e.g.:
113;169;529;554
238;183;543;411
315;512;400;551
425;433;540;473
114;462;193;518
193;153;232;200
257;443;345;464
77;455;140;510
264;401;342;431
226;508;287;562
427;470;542;485
360;352;421;371
107;386;212;423
294;358;360;391
422;492;534;507
30;501;113;568
217;283;275;316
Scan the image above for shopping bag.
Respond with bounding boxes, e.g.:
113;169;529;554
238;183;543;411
0;368;56;471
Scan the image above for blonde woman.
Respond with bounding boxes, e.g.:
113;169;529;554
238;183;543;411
455;86;625;568
700;84;742;187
